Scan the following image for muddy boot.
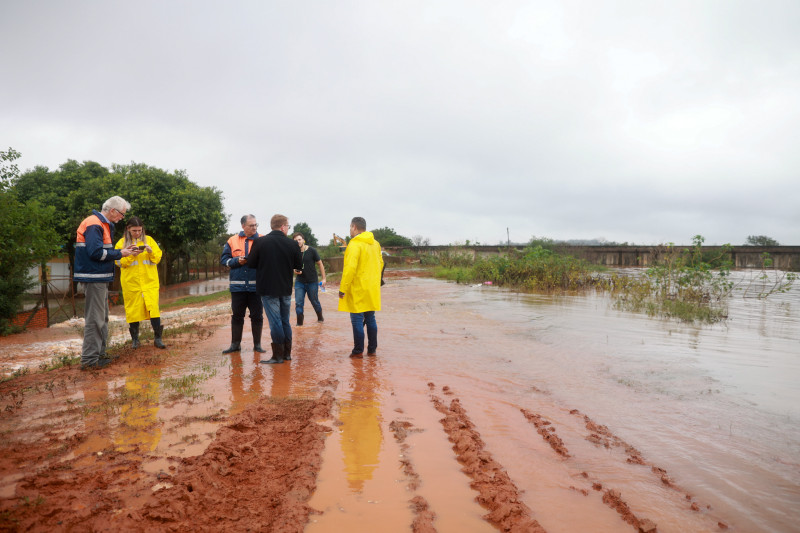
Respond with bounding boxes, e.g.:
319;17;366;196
261;343;284;364
223;321;244;354
252;321;266;353
151;318;166;349
283;339;292;361
154;326;167;349
129;322;140;349
296;312;304;326
315;309;324;322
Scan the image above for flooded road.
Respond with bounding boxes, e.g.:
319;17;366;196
305;273;800;532
1;271;798;532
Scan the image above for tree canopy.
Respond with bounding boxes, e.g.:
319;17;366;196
371;227;413;247
1;149;62;334
13;160;227;284
745;235;779;246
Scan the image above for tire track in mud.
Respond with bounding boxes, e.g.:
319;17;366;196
519;404;662;532
569;408;728;530
520;407;656;531
516;400;728;532
388;418;437;533
427;382;547;533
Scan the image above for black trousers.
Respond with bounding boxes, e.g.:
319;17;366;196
231;291;264;325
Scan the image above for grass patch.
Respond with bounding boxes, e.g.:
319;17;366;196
161;363;217;400
39;353;81;372
0;367;29;383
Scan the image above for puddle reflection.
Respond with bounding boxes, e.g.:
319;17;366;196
115;368;162;453
229;352;265;414
339;358;382;492
72;380;112;461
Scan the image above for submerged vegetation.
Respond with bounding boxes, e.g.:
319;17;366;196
429;235;795;324
608;237;733;322
434;245;601;292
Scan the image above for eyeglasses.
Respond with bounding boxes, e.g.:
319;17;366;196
113;208;126;217
246;223;259;228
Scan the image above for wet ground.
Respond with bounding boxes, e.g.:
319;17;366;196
1;271;798;532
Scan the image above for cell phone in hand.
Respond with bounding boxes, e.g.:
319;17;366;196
138;245;147;250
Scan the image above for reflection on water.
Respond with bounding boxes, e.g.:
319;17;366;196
71;380;112;461
115;368;162;453
160;276;228;299
339;358;382;491
229;352;264;414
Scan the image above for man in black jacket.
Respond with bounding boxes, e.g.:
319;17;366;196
247;214;303;364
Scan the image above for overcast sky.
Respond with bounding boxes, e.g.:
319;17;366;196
2;1;798;246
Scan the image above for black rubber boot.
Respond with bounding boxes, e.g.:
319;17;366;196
296;313;304;326
129;323;140;349
283;339;292;361
252;321;266;353
315;309;324;322
261;342;284;364
151;318;166;349
223;321;244;354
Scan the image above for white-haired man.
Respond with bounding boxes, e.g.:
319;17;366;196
75;196;139;370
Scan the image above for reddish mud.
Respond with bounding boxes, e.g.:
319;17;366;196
430;387;546;533
0;316;334;533
0;274;759;532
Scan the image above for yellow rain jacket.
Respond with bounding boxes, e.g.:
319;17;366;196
338;231;384;313
115;235;162;323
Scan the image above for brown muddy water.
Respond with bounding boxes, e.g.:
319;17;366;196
2;271;798;532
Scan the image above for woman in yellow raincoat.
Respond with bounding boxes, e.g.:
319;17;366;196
115;216;166;349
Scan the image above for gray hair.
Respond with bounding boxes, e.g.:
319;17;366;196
102;196;131;213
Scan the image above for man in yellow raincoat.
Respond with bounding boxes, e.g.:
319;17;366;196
115;216;166;349
338;217;384;357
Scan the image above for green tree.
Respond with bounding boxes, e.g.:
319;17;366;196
745;235;780;246
14;160;227;285
291;221;318;247
371;227;413;247
13;160;123;263
1;149;62;334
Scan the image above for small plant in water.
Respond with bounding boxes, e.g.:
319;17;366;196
740;252;797;298
611;236;733;323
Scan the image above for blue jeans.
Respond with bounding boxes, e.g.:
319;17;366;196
294;280;322;315
349;311;377;354
261;295;292;344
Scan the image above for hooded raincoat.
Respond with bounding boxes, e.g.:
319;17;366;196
337;231;384;313
115;235;163;323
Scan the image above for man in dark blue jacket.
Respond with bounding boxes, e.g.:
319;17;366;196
220;215;264;353
75;196;139;370
247;214;303;364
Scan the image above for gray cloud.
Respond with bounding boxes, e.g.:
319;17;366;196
2;0;798;246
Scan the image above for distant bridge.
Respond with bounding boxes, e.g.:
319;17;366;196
382;245;800;271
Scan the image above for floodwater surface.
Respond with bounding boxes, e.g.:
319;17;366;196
2;271;798;532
